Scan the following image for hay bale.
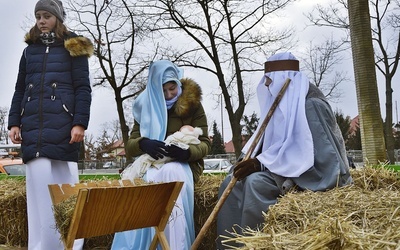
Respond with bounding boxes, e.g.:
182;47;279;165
194;174;226;249
0;179;28;247
222;167;400;249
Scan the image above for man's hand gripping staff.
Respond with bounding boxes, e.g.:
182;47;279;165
234;158;261;181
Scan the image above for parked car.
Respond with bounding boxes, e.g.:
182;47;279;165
103;161;114;169
0;157;26;176
203;159;233;174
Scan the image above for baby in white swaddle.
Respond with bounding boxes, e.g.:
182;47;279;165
121;125;203;180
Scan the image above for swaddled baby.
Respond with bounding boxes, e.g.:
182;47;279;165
121;125;203;180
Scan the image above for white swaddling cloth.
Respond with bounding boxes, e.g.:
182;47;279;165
121;126;203;180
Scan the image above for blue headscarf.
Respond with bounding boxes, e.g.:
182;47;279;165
132;60;184;140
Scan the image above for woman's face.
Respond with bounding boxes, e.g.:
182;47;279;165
163;81;179;100
35;10;57;33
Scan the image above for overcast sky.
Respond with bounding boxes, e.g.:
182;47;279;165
1;0;398;142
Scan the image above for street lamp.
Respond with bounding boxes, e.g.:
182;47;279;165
220;93;224;143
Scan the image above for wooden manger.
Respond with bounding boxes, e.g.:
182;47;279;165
48;179;183;250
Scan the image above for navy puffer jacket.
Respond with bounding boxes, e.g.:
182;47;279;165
8;32;93;163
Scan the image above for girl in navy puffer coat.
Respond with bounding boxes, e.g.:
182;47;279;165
7;1;92;249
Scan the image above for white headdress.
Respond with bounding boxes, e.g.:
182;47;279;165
242;52;314;177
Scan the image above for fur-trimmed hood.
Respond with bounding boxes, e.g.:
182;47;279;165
25;33;93;57
64;36;93;57
174;78;203;117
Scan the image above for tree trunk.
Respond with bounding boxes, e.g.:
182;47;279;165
231;119;243;159
385;75;395;163
347;0;386;164
115;92;132;166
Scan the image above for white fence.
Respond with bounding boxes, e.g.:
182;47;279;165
348;149;400;164
207;150;400;166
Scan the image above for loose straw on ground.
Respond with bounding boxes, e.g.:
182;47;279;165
221;167;400;250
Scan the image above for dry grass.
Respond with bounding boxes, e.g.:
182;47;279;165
194;174;227;249
52;194;78;241
4;167;399;249
221;167;400;249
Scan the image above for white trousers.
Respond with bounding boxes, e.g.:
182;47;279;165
26;158;84;250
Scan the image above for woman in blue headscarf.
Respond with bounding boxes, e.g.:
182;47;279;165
112;60;211;249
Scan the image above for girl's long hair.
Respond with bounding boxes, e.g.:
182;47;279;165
28;18;69;43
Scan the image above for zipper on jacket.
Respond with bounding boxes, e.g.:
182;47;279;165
21;84;34;116
63;104;74;117
27;83;33;102
51;82;57;100
36;46;50;158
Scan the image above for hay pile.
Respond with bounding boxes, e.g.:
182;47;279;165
53;194;78;241
6;167;398;249
194;174;227;249
222;167;400;249
0;179;28;246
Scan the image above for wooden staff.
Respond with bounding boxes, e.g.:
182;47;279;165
191;78;292;249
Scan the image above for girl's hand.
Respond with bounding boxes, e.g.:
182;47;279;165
9;126;22;144
70;125;85;144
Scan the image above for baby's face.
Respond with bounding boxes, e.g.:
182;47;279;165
180;125;194;133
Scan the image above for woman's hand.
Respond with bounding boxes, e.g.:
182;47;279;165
166;145;190;162
70;125;85;144
139;138;169;160
9;126;22;144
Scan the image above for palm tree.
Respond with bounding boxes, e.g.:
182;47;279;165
347;0;386;164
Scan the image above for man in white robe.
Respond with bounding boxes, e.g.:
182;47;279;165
216;52;353;249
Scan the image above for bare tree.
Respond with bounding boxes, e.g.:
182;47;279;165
99;119;122;144
139;0;296;157
87;120;122;160
302;37;349;102
65;0;161;162
307;0;400;163
84;133;96;160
